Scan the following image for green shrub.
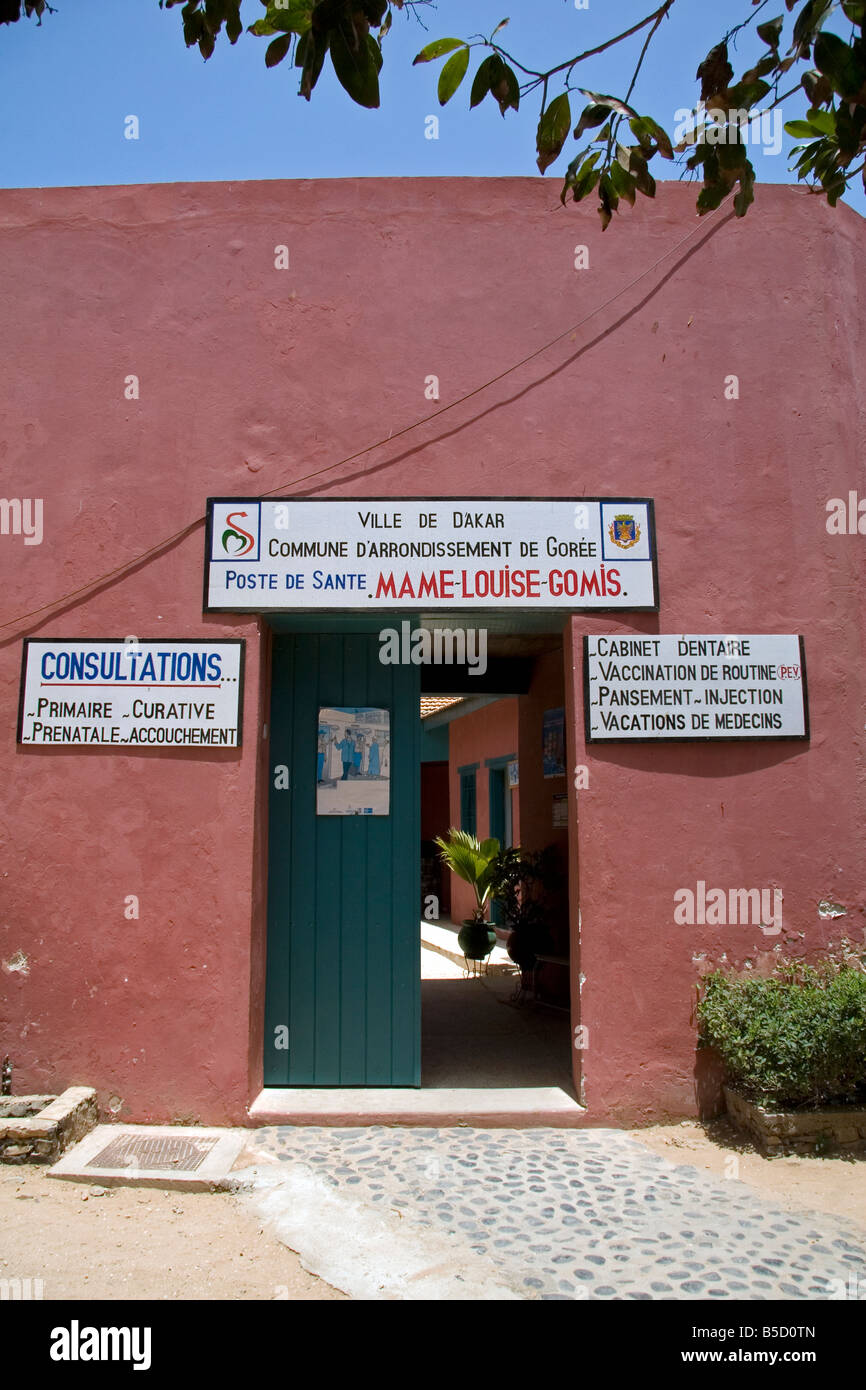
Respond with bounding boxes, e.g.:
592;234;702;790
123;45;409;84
697;959;866;1110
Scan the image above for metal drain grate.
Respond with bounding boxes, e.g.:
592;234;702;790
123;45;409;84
86;1133;220;1172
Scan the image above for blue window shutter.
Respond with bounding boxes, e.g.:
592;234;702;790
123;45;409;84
460;771;476;835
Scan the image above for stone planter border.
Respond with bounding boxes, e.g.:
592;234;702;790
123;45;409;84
724;1084;866;1155
0;1087;98;1164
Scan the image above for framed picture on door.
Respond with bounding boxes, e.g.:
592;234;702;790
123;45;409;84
317;705;391;815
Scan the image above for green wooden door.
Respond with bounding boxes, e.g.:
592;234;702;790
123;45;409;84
264;628;421;1086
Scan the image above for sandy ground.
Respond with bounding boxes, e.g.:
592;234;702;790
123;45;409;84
629;1117;866;1230
0;1162;346;1301
3;1105;863;1298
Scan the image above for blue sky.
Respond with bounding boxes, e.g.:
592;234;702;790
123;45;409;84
0;0;863;217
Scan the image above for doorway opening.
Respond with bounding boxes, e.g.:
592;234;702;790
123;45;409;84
260;615;579;1115
418;624;576;1099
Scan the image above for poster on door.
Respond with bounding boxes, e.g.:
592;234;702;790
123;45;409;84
317;706;391;816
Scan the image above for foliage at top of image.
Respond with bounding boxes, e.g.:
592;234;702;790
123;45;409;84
5;2;866;228
0;0;52;21
697;946;866;1111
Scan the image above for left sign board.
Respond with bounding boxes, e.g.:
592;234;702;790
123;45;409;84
17;640;245;747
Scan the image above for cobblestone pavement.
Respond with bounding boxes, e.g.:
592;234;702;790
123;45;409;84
251;1126;866;1300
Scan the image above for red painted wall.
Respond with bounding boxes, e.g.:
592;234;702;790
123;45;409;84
1;178;864;1124
421;761;450;842
447;698;518;923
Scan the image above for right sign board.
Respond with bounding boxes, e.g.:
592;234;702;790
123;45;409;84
584;635;809;742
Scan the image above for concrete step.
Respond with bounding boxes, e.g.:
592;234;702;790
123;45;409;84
249;1086;585;1128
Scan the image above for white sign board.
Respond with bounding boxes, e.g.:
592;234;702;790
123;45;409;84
204;498;657;611
584;635;808;741
18;640;244;747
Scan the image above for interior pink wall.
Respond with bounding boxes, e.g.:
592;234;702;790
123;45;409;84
0;178;863;1123
516;648;570;1003
447;698;518;923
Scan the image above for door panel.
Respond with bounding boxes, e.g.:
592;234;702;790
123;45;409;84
265;629;420;1086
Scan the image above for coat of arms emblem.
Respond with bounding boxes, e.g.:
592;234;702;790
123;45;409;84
608;514;641;549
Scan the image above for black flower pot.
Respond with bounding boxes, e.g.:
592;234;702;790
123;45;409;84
506;931;538;971
458;918;497;961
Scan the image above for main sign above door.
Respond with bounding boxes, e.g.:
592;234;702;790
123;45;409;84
204;497;658;612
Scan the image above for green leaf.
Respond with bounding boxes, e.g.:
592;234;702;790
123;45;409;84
562;148;594;183
833;99;863;161
470;54;495;107
841;0;866;21
562;148;602;202
413;37;465;65
492;60;519;115
801;69;834;105
814;31;865;99
572;169;601;202
296;28;327;99
793;0;834;49
574;103;612;139
756;14;784;47
437;45;470;104
609;158;636;205
536;92;572;174
599;173;618;208
726;79;771;109
329;25;380;108
629;115;673;158
629;153;656;197
696;42;733;103
717;140;749;171
250;2;313;36
741;54;780;83
784;119;824;137
265;33;291;67
805;107;837;136
560;154;596;204
734;174;755;218
697;183;726;213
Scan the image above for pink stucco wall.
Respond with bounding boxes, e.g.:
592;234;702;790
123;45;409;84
1;177;864;1124
447;698;518;924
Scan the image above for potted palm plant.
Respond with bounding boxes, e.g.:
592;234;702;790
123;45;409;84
434;828;502;965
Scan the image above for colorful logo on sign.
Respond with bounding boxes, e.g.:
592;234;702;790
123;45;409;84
220;511;256;557
608;514;641;549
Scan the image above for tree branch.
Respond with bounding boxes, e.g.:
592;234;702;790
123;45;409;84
486;1;677;84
